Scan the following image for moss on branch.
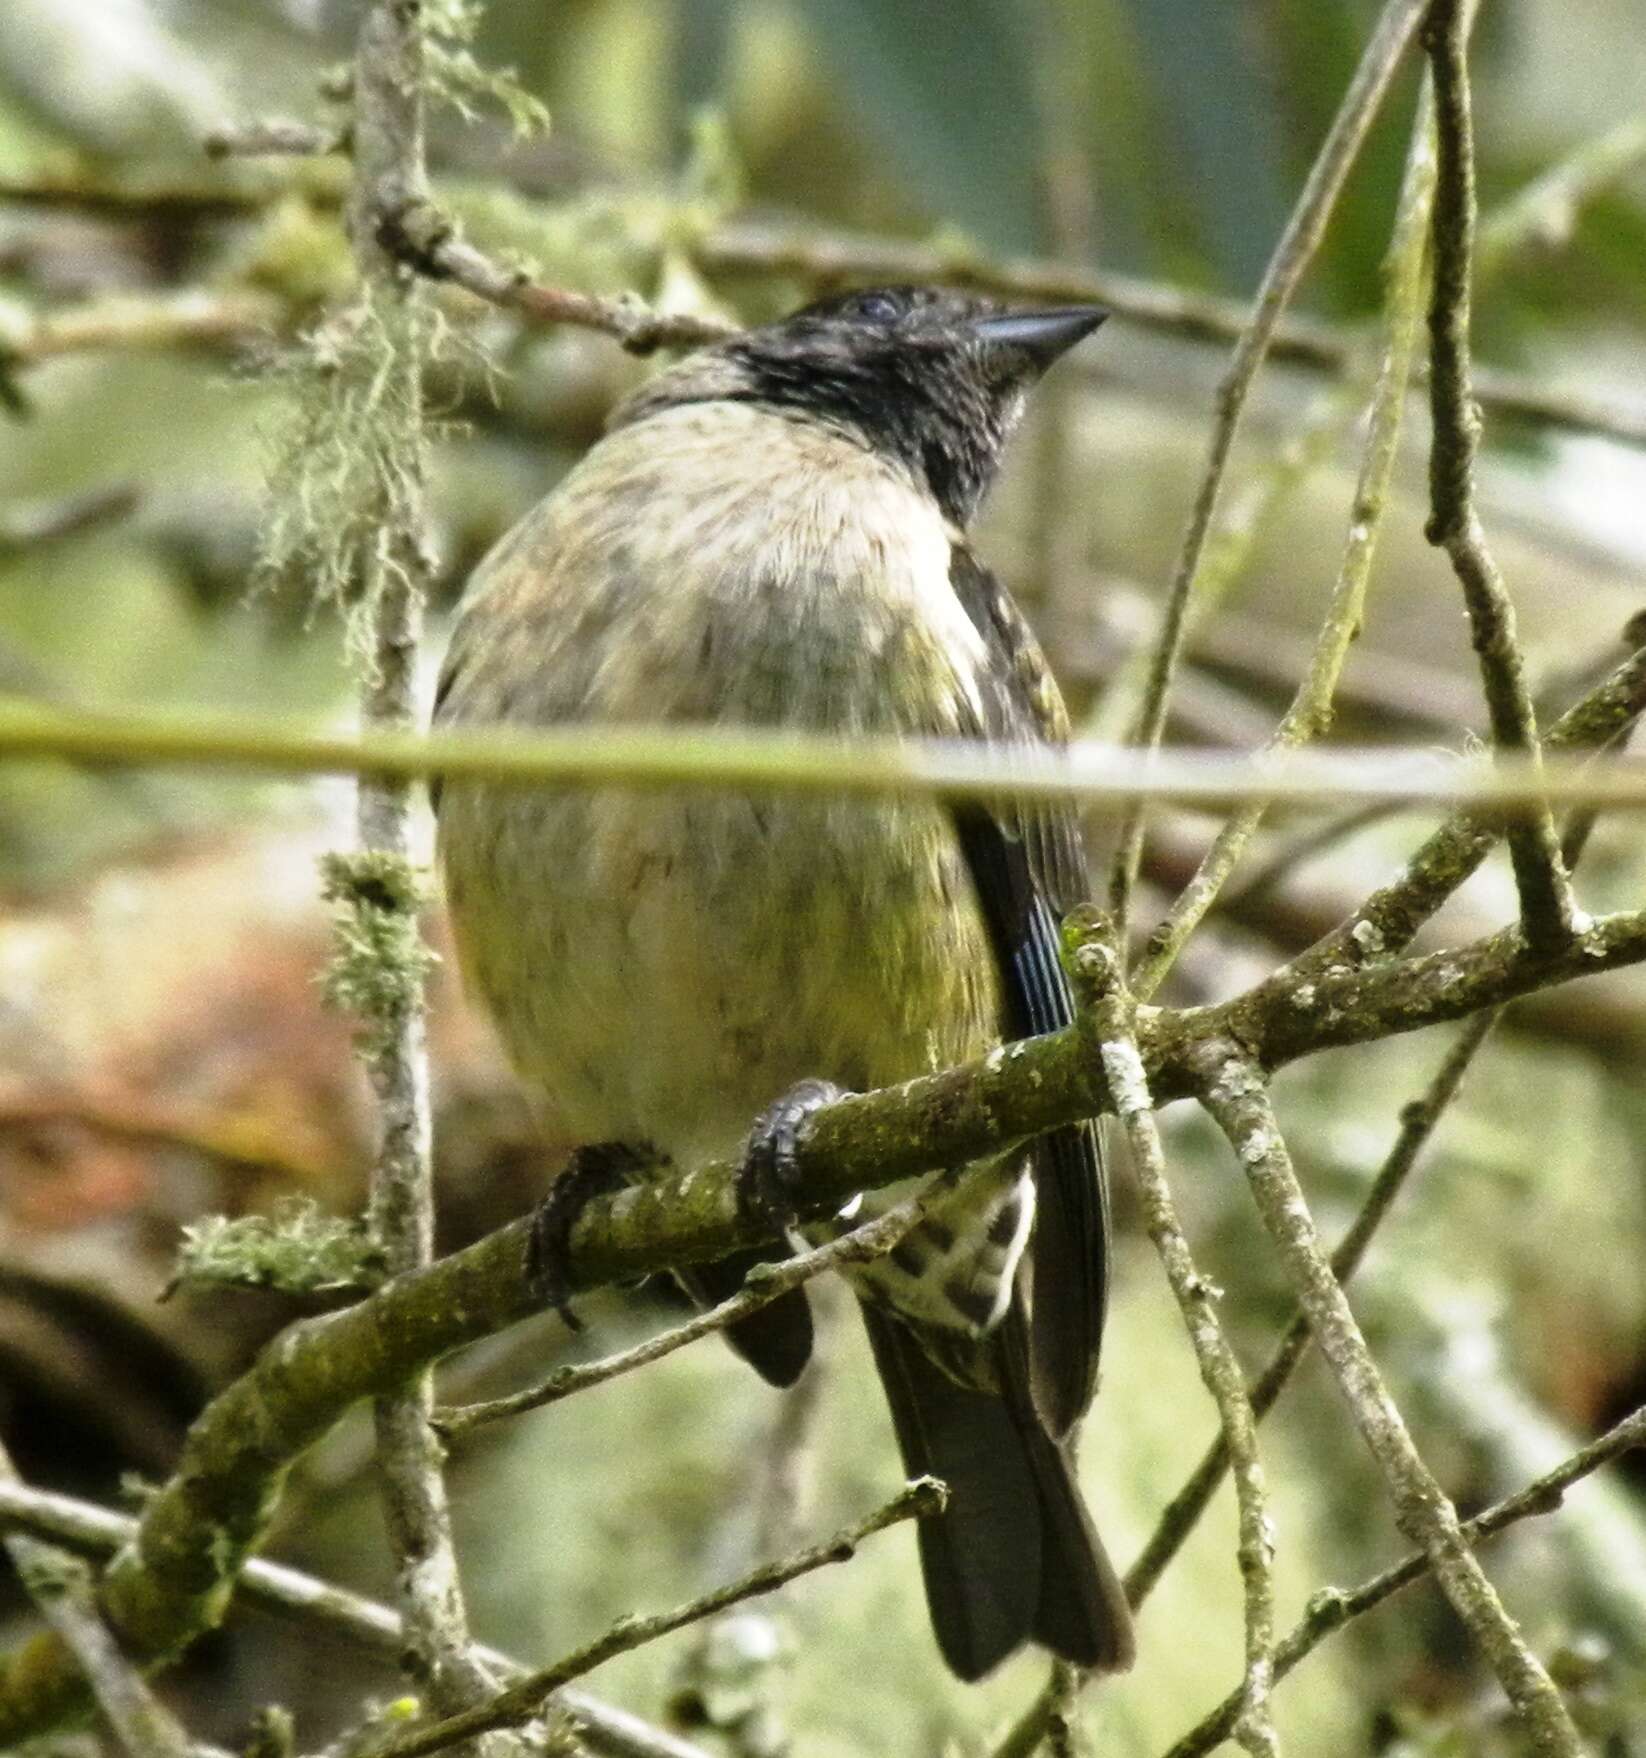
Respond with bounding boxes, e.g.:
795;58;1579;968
0;897;1643;1742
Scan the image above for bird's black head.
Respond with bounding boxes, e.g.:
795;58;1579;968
623;286;1107;526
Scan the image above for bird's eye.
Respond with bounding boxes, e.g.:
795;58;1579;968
850;291;904;324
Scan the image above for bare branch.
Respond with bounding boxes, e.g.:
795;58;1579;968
205;119;345;158
1476;117;1646;277
995;1007;1503;1758
1105;0;1429;933
0;484;139;553
693;220;1646;448
2;151;1641;445
1197;1056;1579;1752
0;288;284;372
378;199;734;355
1423;0;1576;953
1166;1407;1646;1758
368;1480;946;1758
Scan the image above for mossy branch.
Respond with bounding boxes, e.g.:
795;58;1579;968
0;888;1643;1742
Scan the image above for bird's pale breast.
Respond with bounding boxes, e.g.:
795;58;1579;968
437;403;1007;1175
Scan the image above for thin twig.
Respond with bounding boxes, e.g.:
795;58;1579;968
699;221;1646;449
1129;77;1438;1002
1070;919;1278;1756
1279;639;1646;988
1124;1007;1499;1607
378;199;734;355
1198;1054;1580;1754
993;1006;1503;1758
0;1481;711;1758
1105;0;1429;936
1165;1406;1646;1758
435;1186;931;1435
0;1439;191;1758
3;164;1642;444
1082;377;1365;749
1423;0;1576;954
205;119;346;159
367;1480;946;1758
1222;800;1408;909
673;1307;835;1755
0;288;284;367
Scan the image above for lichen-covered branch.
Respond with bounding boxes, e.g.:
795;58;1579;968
1069;918;1277;1756
1197;1058;1579;1753
332;0;490;1725
1165;1405;1646;1758
1105;0;1429;933
1422;0;1576;954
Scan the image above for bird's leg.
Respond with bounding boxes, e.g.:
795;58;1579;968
528;1140;658;1329
738;1078;850;1228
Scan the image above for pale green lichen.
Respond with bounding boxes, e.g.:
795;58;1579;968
318;850;438;1055
423;0;549;139
172;1196;386;1296
255;284;470;666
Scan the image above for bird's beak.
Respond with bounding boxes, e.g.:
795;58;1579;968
971;305;1108;371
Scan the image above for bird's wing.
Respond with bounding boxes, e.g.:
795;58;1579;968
947;542;1109;1439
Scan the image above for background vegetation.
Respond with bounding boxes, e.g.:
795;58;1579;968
1;1;1644;1754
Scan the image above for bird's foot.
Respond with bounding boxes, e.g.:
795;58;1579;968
739;1079;849;1229
528;1141;656;1330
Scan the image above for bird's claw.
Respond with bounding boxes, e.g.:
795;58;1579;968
738;1078;849;1229
528;1141;655;1329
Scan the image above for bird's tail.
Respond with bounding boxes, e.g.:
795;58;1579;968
861;1303;1134;1681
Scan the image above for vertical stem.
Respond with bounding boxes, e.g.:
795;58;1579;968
1071;926;1277;1756
1421;0;1576;952
345;0;494;1722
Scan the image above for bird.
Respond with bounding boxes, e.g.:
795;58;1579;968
432;284;1135;1681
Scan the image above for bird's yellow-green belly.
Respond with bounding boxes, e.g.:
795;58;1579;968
440;782;1000;1168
